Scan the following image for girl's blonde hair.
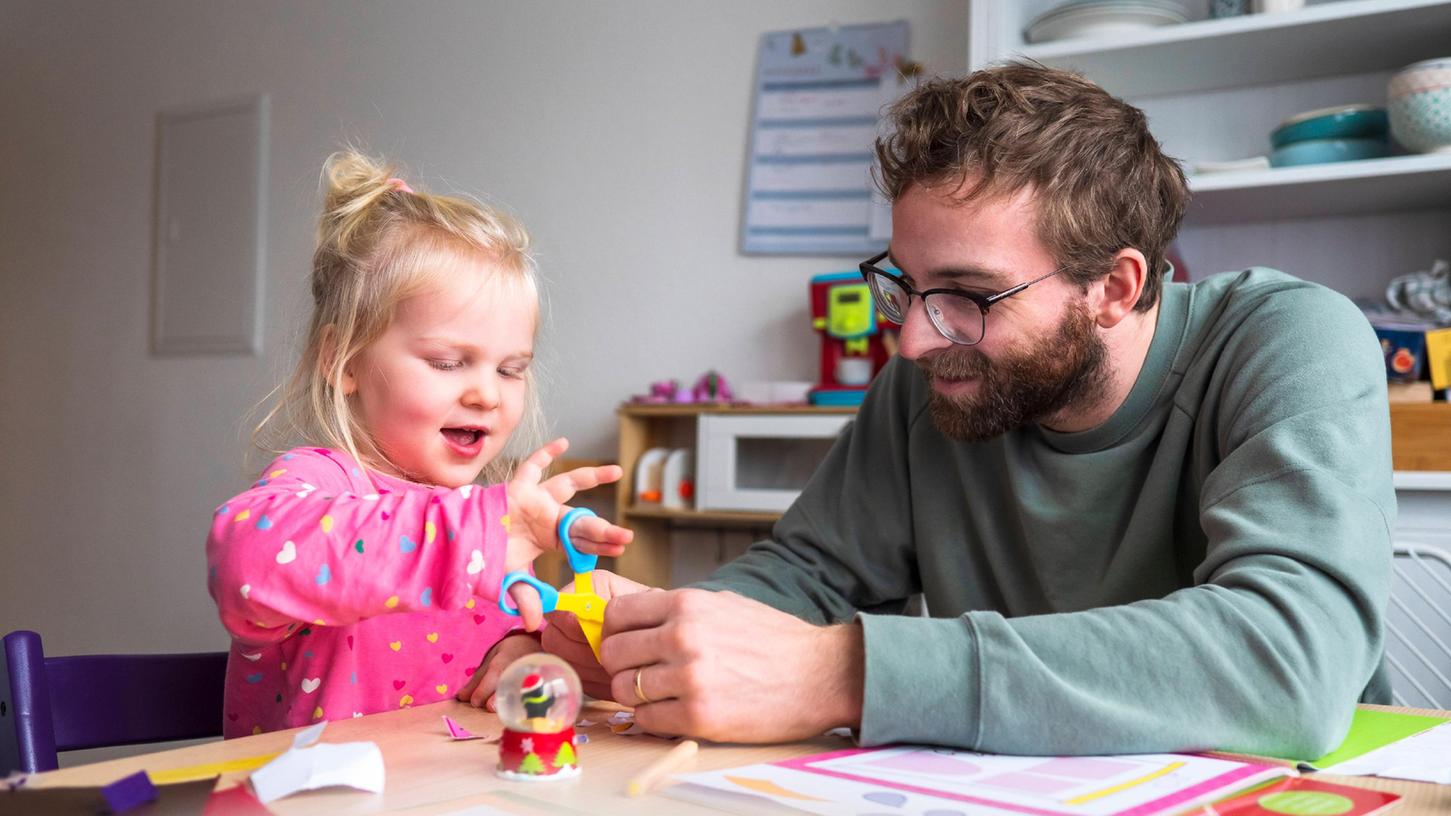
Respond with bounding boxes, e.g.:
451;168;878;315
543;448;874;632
255;149;545;484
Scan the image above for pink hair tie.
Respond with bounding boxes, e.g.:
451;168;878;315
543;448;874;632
387;177;414;194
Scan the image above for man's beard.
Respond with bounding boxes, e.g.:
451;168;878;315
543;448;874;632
919;301;1111;442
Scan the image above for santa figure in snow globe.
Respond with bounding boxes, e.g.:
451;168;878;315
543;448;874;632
495;653;583;780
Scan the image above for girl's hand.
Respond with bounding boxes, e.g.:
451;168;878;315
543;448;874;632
502;438;634;629
457;632;543;710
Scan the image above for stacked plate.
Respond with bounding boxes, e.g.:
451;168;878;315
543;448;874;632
1268;104;1391;167
1025;1;1189;44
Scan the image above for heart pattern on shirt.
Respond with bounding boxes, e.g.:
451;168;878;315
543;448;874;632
426;632;439;643
301;677;321;693
389;641;402;652
276;541;297;564
393;679;406;690
240;584;251;599
399;535;416;553
467;550;484;575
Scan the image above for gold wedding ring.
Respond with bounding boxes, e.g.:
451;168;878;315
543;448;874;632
633;666;654;705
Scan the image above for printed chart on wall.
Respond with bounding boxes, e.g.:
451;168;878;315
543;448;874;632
668;745;1291;816
741;19;910;256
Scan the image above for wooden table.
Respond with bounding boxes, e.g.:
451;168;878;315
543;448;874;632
26;702;1451;815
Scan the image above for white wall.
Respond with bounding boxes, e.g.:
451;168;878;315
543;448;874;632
0;1;969;657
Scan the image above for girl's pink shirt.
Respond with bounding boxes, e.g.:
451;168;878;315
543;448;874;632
206;447;517;737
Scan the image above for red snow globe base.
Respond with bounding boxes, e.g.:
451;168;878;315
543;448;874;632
494;654;583;781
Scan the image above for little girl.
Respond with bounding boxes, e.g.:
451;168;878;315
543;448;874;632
207;150;630;737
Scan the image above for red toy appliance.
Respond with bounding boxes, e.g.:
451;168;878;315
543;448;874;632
808;271;897;406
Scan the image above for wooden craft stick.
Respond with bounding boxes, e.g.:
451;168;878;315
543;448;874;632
626;739;699;797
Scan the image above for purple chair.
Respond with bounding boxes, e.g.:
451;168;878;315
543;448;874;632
0;630;228;774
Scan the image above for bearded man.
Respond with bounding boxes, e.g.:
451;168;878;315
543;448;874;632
545;63;1394;758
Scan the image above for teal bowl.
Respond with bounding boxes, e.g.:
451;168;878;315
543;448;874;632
1270;105;1388;148
1269;137;1391;168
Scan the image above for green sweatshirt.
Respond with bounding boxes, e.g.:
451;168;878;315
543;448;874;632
696;268;1395;759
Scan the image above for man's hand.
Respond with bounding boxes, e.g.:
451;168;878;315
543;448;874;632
457;632;542;710
598;589;865;743
540;569;652;699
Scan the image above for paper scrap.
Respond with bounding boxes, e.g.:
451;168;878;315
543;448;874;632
1304;708;1448;770
100;771;157;814
444;715;482;741
1323;720;1451;784
149;753;279;785
248;722;385;804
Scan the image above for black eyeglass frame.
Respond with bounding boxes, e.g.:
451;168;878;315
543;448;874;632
857;249;1065;346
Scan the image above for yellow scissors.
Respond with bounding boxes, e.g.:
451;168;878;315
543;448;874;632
499;507;608;659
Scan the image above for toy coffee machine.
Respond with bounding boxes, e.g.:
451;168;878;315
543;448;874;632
808;271;897;406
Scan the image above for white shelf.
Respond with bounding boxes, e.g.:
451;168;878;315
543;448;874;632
1395;471;1451;491
1010;0;1451;98
1185;153;1451;224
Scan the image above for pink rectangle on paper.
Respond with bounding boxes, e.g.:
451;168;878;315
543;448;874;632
978;772;1080;794
1028;757;1143;780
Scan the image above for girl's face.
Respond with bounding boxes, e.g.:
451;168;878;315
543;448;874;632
344;256;536;488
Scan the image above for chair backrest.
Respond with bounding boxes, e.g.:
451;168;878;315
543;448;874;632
0;630;228;775
1386;545;1451;710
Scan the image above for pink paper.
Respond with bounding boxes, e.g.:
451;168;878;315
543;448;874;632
443;715;481;741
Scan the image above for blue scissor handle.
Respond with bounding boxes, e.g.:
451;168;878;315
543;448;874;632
498;573;560;616
558;507;598;575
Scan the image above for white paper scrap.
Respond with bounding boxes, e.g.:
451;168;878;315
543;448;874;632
249;722;385;804
1328;720;1451;784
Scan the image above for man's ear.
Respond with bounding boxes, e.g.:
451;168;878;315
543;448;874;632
1091;248;1149;329
319;325;357;396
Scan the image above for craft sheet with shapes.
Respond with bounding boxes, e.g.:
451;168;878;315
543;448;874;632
672;746;1289;816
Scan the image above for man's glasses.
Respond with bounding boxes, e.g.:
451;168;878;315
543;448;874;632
858;250;1064;346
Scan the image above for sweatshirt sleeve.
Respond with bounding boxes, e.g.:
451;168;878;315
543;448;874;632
861;286;1395;758
207;448;511;646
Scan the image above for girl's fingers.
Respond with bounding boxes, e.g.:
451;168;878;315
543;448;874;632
508;582;546;631
567;516;634;552
515;438;569;485
470;667;501;708
542;465;623;503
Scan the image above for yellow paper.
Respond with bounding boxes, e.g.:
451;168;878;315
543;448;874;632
147;752;279;784
1424;327;1451;390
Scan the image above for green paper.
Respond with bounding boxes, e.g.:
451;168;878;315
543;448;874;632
1308;708;1448;769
